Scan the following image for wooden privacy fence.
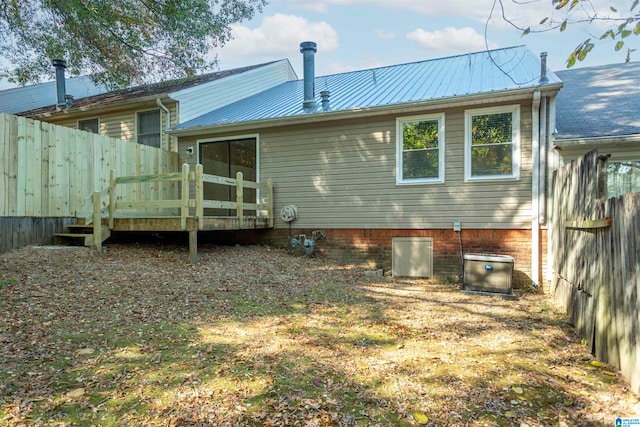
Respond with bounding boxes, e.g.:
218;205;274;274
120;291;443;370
0;113;179;217
551;149;639;394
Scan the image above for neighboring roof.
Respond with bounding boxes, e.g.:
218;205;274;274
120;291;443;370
555;61;640;141
173;45;561;132
0;76;105;114
9;61;281;117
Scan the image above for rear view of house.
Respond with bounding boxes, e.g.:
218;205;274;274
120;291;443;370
170;44;562;287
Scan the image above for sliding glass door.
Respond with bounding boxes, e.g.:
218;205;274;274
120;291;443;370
199;138;257;216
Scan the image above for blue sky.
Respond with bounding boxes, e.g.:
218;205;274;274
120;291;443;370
210;0;636;78
0;0;636;89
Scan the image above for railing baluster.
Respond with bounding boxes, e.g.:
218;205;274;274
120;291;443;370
236;171;243;228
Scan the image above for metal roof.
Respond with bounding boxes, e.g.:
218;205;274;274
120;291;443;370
12;61;282;118
555;61;640;140
174;45;561;131
0;76;105;115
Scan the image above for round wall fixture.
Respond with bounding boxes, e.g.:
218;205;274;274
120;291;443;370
279;205;298;222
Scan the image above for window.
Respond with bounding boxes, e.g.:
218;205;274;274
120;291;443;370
465;105;520;181
137;110;161;147
396;114;445;184
608;160;640;198
78;118;99;134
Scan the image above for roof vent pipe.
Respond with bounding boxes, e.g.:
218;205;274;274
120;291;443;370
52;59;67;109
540;52;548;82
300;41;317;112
320;90;330;111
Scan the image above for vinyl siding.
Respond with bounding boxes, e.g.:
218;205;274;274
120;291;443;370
45;101;178;151
178;100;534;230
171;60;296;123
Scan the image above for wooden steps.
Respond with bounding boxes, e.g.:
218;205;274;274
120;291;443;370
54;223;110;248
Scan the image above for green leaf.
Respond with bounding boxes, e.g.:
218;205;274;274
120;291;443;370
634;21;640;35
615;41;625;51
567;52;577;68
632;0;639;11
560;20;567;31
610;6;617;12
522;27;531;37
599;30;613;40
570;0;580;10
621;29;632;38
555;0;569;9
539;17;549;25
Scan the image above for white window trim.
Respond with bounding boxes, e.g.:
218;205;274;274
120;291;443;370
396;113;445;185
464;105;521;182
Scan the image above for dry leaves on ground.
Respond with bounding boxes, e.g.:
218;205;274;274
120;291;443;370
0;243;638;426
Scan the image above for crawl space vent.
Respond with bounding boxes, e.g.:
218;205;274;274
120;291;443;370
392;237;433;278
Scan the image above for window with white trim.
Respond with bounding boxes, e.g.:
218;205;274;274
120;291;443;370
396;114;445;184
465;105;520;181
608;160;640;198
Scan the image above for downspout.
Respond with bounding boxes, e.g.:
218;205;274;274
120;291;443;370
546;95;558;283
156;98;171;151
539;96;547;225
531;90;541;289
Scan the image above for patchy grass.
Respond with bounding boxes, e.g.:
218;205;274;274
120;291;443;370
0;243;638;426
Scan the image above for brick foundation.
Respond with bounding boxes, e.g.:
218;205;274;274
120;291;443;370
251;228;539;287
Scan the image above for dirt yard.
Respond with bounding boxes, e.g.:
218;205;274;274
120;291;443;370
0;243;638;426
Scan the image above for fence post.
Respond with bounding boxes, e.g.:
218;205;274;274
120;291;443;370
180;164;189;230
236;171;243;228
195;164;203;230
92;191;101;249
267;178;274;228
108;170;116;229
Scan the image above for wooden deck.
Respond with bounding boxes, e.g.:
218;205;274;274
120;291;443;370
110;216;271;232
75;164;274;263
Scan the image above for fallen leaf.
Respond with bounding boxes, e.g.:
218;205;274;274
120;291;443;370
65;388;85;399
413;412;429;424
77;348;95;355
590;360;603;367
512;386;524;394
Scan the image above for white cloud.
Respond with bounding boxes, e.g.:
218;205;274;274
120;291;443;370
212;13;339;62
406;27;499;53
375;30;396;40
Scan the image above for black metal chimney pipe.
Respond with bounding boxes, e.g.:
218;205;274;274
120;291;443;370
300;41;317;112
540;52;548;82
52;59;67;109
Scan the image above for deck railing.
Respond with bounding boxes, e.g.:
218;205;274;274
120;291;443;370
80;164;274;248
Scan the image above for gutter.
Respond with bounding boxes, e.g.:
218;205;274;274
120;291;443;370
168;84;563;138
554;134;640;148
